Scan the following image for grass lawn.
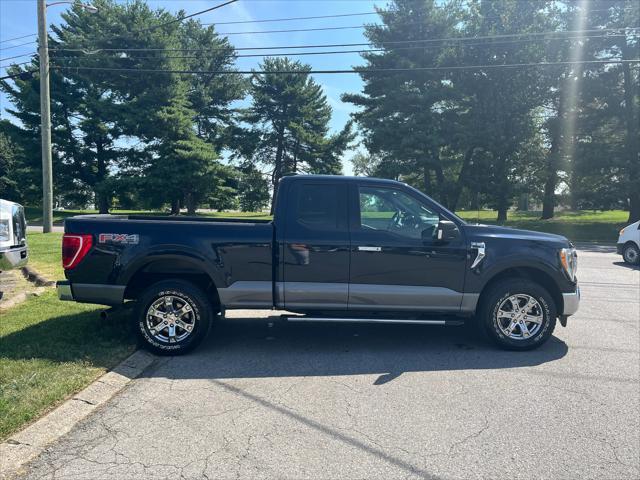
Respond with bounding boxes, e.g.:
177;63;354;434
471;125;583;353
0;291;136;440
457;210;628;243
0;232;133;440
26;232;64;280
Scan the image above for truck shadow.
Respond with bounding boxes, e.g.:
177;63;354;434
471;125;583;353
144;317;569;382
1;309;568;380
613;261;640;271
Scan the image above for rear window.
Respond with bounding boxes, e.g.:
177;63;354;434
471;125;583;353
296;184;339;229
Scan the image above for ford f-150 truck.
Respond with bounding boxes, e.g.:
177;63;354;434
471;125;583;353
57;175;580;354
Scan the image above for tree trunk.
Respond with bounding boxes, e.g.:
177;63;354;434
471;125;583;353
185;192;196;216
422;164;432;195
269;125;286;215
170;198;181;215
629;192;640;224
95;140;110;214
622;43;639;223
497;204;508;223
432;163;448;208
449;147;475;212
542;89;565;220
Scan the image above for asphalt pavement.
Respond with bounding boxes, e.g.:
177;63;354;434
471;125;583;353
16;246;640;480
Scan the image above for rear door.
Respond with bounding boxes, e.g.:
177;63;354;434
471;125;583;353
282;180;350;310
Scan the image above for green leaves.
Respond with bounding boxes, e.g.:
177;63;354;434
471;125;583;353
242;57;353;209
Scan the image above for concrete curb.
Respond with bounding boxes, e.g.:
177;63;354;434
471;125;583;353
0;350;156;479
21;266;55;287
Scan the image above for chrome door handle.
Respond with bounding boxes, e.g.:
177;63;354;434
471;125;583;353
358;246;382;252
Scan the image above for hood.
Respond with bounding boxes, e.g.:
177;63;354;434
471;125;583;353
464;223;570;246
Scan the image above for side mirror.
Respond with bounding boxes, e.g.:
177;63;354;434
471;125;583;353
434;220;459;243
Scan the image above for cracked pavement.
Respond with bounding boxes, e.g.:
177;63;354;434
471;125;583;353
17;246;640;479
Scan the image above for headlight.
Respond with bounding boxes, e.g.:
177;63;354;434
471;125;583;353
619;227;626;236
560;247;578;281
0;219;9;242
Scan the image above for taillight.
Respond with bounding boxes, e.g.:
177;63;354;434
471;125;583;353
62;234;93;270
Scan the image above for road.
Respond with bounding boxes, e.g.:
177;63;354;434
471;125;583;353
18;246;640;479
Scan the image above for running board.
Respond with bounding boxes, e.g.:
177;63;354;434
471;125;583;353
282;316;465;326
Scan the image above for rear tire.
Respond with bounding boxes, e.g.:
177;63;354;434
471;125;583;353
477;279;557;351
622;243;640;265
136;280;214;355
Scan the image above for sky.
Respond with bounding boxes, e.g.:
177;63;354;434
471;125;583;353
0;0;384;175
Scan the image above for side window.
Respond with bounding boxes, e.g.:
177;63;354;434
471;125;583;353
358;186;440;240
293;183;344;231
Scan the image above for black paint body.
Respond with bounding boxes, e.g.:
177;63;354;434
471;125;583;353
62;176;578;314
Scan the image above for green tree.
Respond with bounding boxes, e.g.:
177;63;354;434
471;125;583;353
569;0;639;221
343;0;462;206
244;57;353;212
0;132;19;201
237;163;270;212
1;0;245;214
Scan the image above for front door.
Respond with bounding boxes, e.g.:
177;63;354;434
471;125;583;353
282;181;350;310
348;184;467;313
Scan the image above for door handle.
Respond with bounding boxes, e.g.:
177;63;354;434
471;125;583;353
358;246;382;252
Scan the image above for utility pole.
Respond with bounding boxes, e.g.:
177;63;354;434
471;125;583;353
37;0;53;233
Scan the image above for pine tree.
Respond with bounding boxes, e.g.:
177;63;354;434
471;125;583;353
244;57;353;212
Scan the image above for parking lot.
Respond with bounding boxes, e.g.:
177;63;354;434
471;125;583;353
19;246;640;479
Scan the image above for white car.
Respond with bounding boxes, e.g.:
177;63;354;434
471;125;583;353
0;199;28;271
617;220;640;265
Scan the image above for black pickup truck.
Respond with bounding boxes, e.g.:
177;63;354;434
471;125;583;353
57;175;580;354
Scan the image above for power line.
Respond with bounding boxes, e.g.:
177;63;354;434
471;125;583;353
47;33;635;64
0;40;37;51
0;6;629;47
50;59;640;76
218;25;366;35
201;6;619;26
49;27;640;53
0;52;38;63
0;70;36;81
0;61;32;70
12;31;634;65
0;33;37;45
203;11;379;26
140;0;239;32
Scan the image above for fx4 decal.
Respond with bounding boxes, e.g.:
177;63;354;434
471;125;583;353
99;233;139;245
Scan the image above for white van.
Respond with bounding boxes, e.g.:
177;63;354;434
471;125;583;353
617;220;640;265
0;199;28;271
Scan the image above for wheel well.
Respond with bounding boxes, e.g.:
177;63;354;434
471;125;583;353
124;259;220;307
478;267;563;314
623;240;639;249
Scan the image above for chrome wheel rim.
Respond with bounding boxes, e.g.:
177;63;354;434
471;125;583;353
624;246;638;264
495;294;544;340
145;295;196;343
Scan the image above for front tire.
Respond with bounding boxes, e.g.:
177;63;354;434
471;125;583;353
622;243;640;265
136;280;214;355
477;279;557;351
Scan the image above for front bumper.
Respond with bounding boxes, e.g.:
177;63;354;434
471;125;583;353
561;284;580;316
0;246;28;270
56;280;125;306
616;243;624;255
